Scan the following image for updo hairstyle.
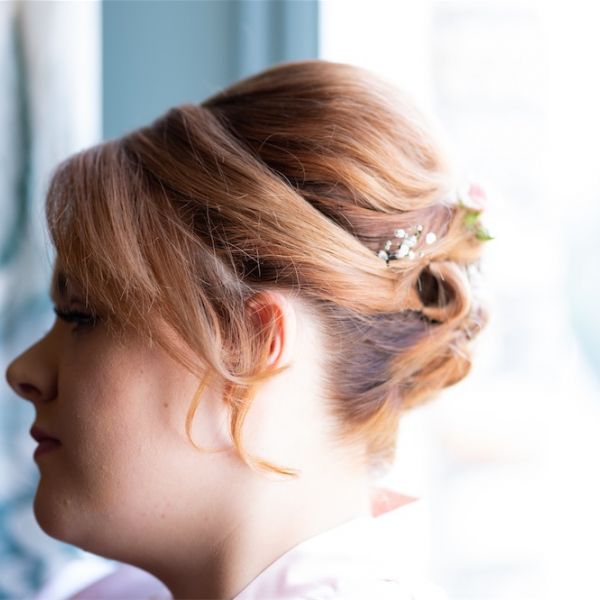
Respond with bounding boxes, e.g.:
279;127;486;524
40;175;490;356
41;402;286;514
46;61;489;477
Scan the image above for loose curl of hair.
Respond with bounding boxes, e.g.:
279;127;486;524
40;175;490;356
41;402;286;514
46;60;489;479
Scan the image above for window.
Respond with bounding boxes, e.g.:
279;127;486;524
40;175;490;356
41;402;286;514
321;2;600;598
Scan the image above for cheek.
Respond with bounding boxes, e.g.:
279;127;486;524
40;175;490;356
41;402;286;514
34;340;198;543
73;356;190;492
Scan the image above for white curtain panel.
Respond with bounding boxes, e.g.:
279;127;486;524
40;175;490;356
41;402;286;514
0;1;101;597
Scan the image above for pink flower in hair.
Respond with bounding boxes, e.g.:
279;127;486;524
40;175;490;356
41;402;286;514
459;182;493;242
466;182;487;211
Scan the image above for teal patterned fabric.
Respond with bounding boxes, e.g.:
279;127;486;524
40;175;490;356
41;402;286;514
0;1;101;597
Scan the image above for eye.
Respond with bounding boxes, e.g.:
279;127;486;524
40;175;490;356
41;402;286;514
53;307;99;332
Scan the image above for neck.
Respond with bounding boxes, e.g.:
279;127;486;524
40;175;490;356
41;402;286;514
149;470;371;599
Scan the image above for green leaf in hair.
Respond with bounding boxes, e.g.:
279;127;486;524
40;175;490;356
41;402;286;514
475;227;494;241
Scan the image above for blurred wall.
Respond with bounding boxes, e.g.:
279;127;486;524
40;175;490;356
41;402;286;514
103;0;319;139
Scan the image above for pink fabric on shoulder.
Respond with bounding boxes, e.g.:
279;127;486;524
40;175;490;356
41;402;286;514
370;485;417;517
69;564;170;599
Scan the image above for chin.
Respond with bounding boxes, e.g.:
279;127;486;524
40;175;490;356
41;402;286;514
33;485;75;542
32;478;96;551
33;480;137;562
33;493;114;559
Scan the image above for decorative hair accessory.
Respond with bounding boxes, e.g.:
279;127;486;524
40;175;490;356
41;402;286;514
455;182;494;242
375;182;493;266
376;224;437;266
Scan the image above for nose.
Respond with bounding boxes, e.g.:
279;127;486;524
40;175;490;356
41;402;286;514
6;335;57;404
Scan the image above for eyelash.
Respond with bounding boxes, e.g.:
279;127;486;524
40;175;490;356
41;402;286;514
53;308;99;331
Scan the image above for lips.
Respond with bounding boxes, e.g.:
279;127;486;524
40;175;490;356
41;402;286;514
30;425;60;443
30;425;62;459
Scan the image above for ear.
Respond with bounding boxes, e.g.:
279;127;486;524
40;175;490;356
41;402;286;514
246;291;297;369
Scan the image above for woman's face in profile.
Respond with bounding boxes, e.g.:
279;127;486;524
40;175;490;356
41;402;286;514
5;269;234;556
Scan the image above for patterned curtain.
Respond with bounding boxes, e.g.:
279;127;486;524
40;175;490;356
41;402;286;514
0;1;101;597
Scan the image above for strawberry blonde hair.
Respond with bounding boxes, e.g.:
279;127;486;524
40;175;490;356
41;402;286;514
46;60;488;478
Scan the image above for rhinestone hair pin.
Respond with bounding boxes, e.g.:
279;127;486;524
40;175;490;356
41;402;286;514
375;181;493;266
376;225;437;266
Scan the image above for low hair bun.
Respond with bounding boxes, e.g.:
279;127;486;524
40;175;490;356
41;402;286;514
416;261;471;325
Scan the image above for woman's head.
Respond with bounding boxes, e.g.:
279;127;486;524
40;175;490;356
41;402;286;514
6;60;488;554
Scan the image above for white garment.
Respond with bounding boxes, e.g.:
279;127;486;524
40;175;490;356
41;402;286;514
36;495;447;600
233;502;447;600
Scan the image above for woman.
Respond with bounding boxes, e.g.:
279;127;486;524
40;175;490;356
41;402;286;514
6;60;489;599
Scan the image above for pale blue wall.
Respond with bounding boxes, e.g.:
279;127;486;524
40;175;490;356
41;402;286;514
102;0;319;139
